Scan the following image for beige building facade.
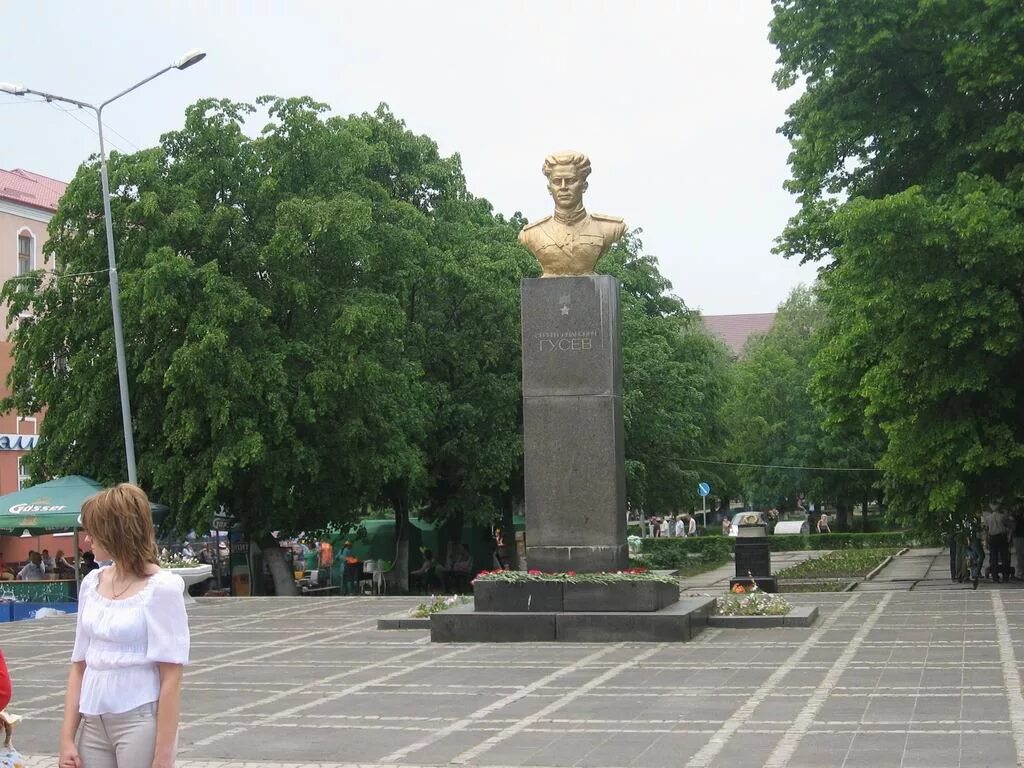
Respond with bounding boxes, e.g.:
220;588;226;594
0;169;67;496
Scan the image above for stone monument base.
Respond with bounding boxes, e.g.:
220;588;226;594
431;595;717;643
473;579;679;613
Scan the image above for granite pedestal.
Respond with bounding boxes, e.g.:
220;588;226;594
520;275;628;573
435;275;675;642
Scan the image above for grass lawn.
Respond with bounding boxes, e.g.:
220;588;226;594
776;547;900;579
780;580;853;592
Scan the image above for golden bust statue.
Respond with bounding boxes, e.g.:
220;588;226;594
518;152;627;277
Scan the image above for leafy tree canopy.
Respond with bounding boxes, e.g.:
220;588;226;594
771;0;1024;524
4;95;730;560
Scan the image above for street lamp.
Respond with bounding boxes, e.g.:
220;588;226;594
1;49;206;486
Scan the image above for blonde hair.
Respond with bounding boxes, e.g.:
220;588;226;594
81;483;160;578
542;152;592;181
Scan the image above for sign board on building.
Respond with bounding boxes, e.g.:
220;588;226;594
0;434;39;451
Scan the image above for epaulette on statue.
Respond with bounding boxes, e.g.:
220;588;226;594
520;215;552;231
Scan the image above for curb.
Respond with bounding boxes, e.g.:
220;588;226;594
708;605;818;628
376;614;431;630
865;556;893;581
864;547;910;582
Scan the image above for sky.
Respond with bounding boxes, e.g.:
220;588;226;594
1;1;821;315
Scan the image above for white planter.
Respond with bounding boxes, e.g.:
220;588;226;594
167;564;213;604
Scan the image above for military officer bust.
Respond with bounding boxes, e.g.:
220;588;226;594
518;152;627;277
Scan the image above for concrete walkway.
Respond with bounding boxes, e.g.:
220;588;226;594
7;590;1024;768
862;547;1024;593
678;550;829;591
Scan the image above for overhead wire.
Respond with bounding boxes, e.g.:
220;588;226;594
45;102;132;155
680;457;881;473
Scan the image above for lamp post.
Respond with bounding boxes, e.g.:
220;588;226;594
1;50;206;486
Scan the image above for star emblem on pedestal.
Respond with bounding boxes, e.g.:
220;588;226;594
560;305;570;316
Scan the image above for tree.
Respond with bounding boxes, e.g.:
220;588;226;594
770;0;1024;524
3;97;439;593
721;286;882;526
599;234;733;519
5;94;736;592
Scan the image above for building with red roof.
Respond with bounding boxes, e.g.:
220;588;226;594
701;312;776;357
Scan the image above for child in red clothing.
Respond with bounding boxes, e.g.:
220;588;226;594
0;651;10;712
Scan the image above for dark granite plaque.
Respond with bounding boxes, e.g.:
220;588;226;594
521;275;622;397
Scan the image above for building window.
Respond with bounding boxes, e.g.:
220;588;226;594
17;231;34;275
16;416;37;435
17;458;30;490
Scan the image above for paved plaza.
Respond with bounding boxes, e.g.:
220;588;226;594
3;567;1023;768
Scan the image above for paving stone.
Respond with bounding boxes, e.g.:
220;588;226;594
5;585;1024;767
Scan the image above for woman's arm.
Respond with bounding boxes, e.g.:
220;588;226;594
152;662;183;768
58;661;85;768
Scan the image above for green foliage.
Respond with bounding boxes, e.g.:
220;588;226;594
601;234;734;514
771;0;1024;526
720;286;881;521
638;536;732;567
0;98;481;539
814;181;1024;520
2;95;731;552
776;548;898;579
780;581;848;593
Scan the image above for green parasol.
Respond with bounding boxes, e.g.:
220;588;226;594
0;475;168;534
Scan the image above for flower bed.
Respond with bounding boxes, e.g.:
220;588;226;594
472;568;677;585
716;588;792;617
412;594;469;618
159;550;200;569
776;548;898;579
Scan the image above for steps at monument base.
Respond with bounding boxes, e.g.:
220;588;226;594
431;596;716;643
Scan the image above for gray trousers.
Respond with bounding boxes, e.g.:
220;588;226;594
77;702;170;768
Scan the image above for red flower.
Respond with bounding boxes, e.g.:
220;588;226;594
528;569;542;575
566;571;577;577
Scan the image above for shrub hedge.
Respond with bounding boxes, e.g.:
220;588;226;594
637;536;732;569
768;532;917;551
635;531;917;563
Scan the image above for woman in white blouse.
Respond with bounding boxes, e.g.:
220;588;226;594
59;484;190;768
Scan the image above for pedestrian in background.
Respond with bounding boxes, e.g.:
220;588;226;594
983;500;1012;583
59;484;190;768
1012;499;1024;582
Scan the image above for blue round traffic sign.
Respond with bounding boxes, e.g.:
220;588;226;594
698;482;711;497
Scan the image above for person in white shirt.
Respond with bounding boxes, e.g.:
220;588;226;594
16;551;44;581
60;484;190;768
659;518;670;538
674;517;686;537
687;514;698;536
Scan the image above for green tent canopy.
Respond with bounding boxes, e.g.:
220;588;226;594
0;475;168;534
